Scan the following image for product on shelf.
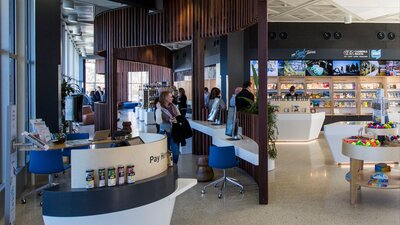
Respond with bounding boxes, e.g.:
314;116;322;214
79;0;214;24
333;83;355;90
334;101;356;108
375;163;391;172
367;122;397;129
86;169;95;189
333;92;355;99
360;92;377;99
344;137;381;147
306;82;330;89
107;167;117;187
98;168;106;188
384;135;400;146
360;83;381;90
368;172;388;187
267;83;277;90
127;165;136;184
118;165;125;185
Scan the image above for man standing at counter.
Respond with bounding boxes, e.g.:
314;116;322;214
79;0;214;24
236;81;255;111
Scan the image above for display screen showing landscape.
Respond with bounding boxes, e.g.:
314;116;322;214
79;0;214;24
283;60;306;76
332;60;360;76
360;61;386;76
305;60;333;76
249;60;400;76
386;61;400;76
250;60;280;76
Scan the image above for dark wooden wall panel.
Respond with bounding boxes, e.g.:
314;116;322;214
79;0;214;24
115;45;173;68
96;59;105;74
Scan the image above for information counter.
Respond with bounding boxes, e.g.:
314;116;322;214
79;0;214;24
42;133;196;225
275;112;325;142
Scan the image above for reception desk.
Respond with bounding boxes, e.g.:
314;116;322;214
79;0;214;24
276;112;325;142
42;133;196;225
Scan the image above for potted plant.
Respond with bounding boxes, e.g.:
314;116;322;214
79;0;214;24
61;77;77;133
238;64;278;171
240;98;278;171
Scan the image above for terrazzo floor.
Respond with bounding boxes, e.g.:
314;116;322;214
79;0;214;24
11;110;400;225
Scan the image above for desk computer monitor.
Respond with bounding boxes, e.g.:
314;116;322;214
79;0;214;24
225;106;239;140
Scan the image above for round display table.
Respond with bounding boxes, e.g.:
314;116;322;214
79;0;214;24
364;127;398;136
342;141;400;204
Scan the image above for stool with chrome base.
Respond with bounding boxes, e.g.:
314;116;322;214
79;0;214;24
201;146;244;198
21;149;69;206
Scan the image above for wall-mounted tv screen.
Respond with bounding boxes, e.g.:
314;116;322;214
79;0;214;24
283;60;306;76
250;60;280;76
332;60;360;76
386;61;400;76
305;60;333;76
360;61;386;76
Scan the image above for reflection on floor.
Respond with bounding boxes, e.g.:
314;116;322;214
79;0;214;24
12;109;400;225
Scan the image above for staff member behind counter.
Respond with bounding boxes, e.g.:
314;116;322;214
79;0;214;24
285;86;299;99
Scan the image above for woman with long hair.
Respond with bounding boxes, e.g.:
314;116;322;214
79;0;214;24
207;87;226;110
177;88;187;117
155;91;181;163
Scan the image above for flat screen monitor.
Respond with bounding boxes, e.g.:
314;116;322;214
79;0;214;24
332;60;360;76
305;60;333;76
225;106;238;139
283;60;306;76
386;61;400;76
360;61;386;76
250;60;281;76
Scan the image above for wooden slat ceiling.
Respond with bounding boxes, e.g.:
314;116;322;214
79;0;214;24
94;0;258;51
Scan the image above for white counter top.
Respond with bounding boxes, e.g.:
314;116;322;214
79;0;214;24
276;112;325;142
189;120;259;165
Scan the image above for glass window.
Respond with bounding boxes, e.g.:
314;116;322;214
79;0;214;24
85;59;105;94
128;71;149;102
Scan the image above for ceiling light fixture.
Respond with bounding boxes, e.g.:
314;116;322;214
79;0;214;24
63;0;74;10
344;15;352;24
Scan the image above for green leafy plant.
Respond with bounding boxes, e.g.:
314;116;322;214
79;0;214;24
239;97;278;159
61;78;76;132
238;65;279;159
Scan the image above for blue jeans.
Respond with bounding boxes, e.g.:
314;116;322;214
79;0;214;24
161;131;180;164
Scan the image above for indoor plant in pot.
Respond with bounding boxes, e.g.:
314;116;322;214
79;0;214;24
240;98;278;171
239;65;279;170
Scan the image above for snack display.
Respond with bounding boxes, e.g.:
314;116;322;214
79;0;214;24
344;138;381;147
366;122;397;129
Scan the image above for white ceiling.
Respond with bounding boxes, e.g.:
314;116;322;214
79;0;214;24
63;0;400;57
268;0;400;23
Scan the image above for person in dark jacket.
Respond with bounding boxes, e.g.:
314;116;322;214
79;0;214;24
177;88;188;117
285;86;299;100
235;81;255;111
155;91;181;163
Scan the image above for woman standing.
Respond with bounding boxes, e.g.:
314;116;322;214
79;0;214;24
177;88;187;117
155;91;181;163
207;87;226;110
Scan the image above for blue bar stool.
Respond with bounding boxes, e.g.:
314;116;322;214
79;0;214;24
21;149;69;205
201;146;244;198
